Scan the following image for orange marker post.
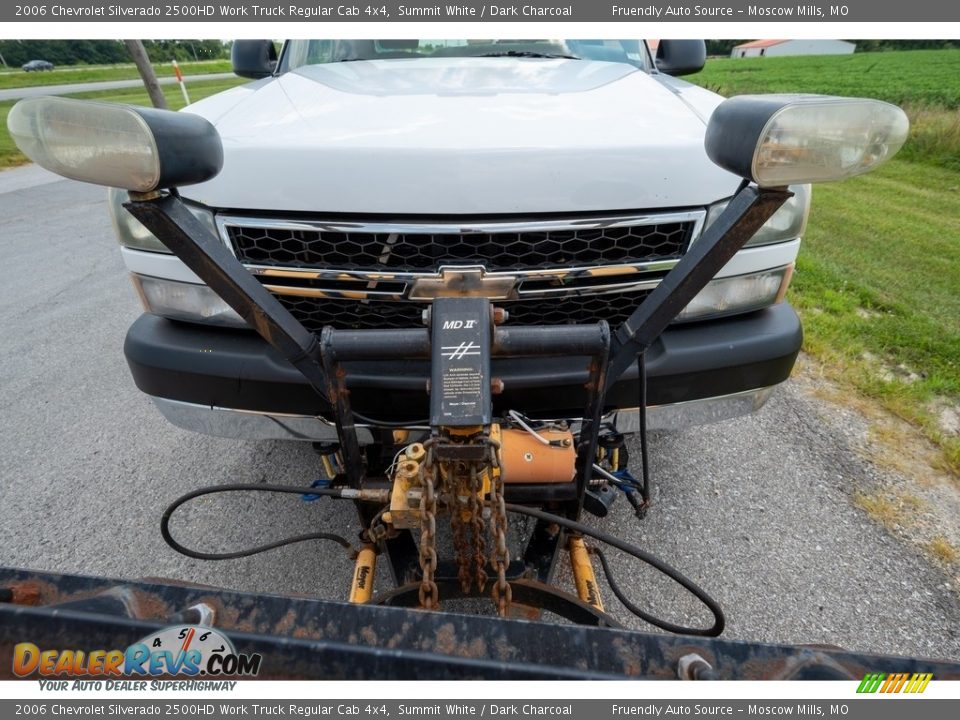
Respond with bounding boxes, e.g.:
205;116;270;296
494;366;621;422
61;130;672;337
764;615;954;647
172;60;190;105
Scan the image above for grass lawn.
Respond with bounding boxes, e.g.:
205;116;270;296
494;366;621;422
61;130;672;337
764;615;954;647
0;60;233;90
0;77;246;168
688;49;960;108
793;161;960;472
690;50;960;474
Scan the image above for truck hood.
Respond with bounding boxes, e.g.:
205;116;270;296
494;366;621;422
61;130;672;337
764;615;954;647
184;58;740;214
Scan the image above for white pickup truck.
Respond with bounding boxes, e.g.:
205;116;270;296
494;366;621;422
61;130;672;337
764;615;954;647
112;39;807;444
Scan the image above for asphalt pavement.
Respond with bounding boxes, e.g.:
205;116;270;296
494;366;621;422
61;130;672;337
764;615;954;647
0;73;235;101
0;164;957;663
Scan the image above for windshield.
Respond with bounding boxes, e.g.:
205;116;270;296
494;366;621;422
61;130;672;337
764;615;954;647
280;40;651;72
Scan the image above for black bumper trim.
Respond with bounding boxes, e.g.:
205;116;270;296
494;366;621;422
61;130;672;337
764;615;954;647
124;304;802;421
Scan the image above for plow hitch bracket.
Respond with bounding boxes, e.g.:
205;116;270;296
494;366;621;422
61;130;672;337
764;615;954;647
125;184;789;630
109;95;808;631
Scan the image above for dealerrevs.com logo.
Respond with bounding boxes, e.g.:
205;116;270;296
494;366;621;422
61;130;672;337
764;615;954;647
13;625;262;679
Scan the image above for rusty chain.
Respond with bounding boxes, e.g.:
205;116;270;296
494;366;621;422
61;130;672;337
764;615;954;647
416;433;508;612
487;438;512;616
450;462;473;594
450;460;489;595
417;444;439;610
469;461;488;593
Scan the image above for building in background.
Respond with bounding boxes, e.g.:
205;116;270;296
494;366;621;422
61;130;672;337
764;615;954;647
731;40;856;58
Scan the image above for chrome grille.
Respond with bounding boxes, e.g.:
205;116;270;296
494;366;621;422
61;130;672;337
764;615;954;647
226;217;696;271
218;212;705;330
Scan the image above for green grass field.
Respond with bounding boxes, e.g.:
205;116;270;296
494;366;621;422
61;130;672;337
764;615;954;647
0;60;232;89
689;49;960;108
793;162;960;473
690;49;960;474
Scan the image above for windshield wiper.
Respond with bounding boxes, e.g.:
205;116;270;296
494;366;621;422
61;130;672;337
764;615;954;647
477;51;579;60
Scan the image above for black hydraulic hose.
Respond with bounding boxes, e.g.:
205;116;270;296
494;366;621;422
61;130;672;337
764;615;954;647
593;548;716;637
162;487;722;635
503;503;725;637
351;411;430;428
161;483;355;561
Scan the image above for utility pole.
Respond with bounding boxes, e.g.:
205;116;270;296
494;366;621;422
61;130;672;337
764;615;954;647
124;40;167;110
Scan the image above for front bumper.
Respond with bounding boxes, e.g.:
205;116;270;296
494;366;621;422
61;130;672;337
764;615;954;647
150;387;778;443
125;303;802;439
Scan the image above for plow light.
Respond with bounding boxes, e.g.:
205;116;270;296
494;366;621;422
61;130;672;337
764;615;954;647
7;96;222;193
706;94;909;186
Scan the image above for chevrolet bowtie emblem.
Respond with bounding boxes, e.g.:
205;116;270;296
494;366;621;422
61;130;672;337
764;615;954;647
408;266;518;301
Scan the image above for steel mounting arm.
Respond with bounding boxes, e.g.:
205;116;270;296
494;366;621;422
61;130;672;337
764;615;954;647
605;185;793;390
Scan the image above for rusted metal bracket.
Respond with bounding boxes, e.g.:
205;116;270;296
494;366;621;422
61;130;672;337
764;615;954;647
606;185;793;388
125;185;792;610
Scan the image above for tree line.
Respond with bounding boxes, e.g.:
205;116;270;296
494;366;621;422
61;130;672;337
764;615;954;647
0;40;229;67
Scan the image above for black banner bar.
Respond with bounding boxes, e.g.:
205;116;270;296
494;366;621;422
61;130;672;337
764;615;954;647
0;700;958;720
4;1;960;23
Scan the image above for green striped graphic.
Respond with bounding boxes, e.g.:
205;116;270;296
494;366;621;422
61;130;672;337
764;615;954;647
857;672;933;694
856;672;886;693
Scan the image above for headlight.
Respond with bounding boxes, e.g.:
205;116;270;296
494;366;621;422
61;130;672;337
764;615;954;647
706;95;909;187
705;184;810;247
674;266;793;322
109;187;218;254
131;274;246;328
7;96;222;192
751;98;908;185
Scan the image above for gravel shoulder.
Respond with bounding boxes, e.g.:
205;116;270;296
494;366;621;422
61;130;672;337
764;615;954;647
0;165;957;663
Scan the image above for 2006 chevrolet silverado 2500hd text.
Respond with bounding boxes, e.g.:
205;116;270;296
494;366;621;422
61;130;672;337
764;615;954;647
112;40;809;445
8;38;909;625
